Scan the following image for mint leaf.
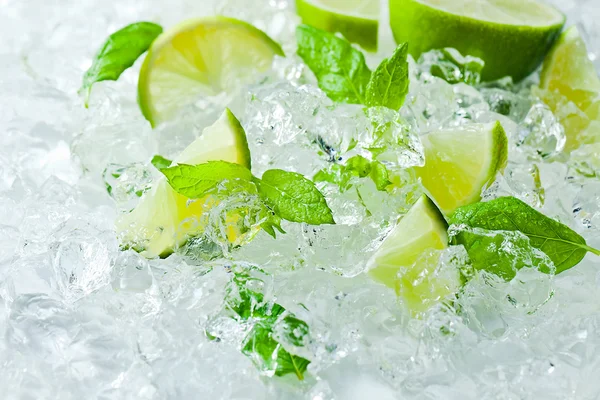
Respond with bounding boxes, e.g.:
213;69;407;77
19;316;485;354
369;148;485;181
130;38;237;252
81;22;162;106
345;155;372;178
151;155;172;171
313;156;391;192
242;322;310;380
256;169;335;225
369;161;392;191
217;270;311;380
366;43;409;110
260;210;286;239
161;161;253;199
450;196;600;277
296;24;371;104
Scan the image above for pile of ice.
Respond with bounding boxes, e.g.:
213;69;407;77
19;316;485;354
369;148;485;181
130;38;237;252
1;0;600;399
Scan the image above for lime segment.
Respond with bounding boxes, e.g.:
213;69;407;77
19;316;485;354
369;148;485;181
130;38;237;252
414;121;508;216
388;0;565;81
138;17;283;127
539;26;600;150
116;108;252;258
367;195;459;314
295;0;379;51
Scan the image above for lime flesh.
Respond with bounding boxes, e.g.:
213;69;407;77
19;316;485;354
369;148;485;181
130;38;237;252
116;108;252;258
414;121;508;216
138;17;283;127
539;26;600;151
295;0;379;51
389;0;565;81
368;195;459;314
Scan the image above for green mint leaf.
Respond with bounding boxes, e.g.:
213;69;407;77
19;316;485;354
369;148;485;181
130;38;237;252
223;271;311;380
296;24;371;104
256;169;335;225
260;210;286;239
151;155;172;171
242;323;311;380
369;161;392;191
345;155;372;178
313;156;391;193
313;164;353;192
366;43;409;110
161;161;253;199
450;196;600;276
81;22;163;106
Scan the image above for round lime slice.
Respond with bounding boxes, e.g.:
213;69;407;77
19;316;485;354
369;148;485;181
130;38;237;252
367;195;460;314
116;108;252;258
389;0;565;81
138;17;284;127
414;121;508;216
295;0;379;51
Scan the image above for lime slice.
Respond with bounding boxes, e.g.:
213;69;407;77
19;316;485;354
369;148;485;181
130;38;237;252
116;108;252;258
367;195;460;314
138;17;284;127
389;0;565;81
295;0;379;51
539;26;600;151
414;121;508;216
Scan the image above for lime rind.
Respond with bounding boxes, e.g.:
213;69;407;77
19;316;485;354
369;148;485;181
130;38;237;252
367;195;449;288
295;0;379;51
117;108;252;258
415;121;508;216
389;0;565;81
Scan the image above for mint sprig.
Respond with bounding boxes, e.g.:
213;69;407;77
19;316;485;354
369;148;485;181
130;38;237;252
450;196;600;279
159;160;335;234
150;155;172;171
314;155;391;192
296;24;409;110
81;22;163;106
209;269;312;380
366;43;409;110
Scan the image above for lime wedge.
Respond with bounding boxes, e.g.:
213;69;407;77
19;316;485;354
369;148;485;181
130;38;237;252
389;0;565;81
116;108;252;258
414;121;508;216
138;17;284;127
539;26;600;151
368;195;459;314
295;0;379;51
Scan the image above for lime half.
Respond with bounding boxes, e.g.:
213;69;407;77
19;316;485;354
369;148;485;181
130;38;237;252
116;108;252;258
295;0;379;51
368;195;460;314
539;26;600;150
414;121;508;216
389;0;565;81
138;17;284;127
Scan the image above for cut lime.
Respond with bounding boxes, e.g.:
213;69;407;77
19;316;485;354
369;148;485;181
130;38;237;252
138;17;284;127
389;0;565;81
116;108;252;258
414;121;508;216
295;0;379;51
539;26;600;151
367;195;459;314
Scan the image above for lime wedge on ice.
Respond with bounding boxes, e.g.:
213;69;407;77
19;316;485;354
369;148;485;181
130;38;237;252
539;26;600;151
368;195;459;314
414;121;508;216
295;0;379;51
116;108;252;258
138;17;284;127
389;0;565;81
